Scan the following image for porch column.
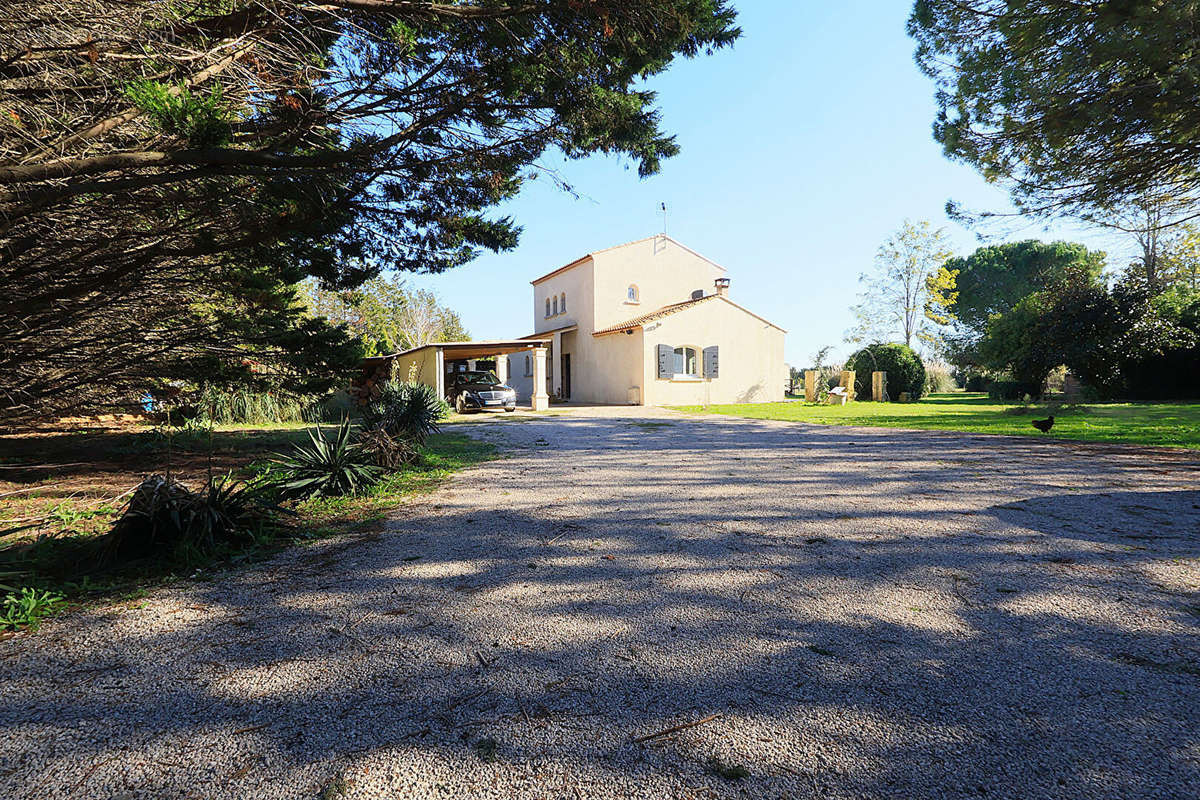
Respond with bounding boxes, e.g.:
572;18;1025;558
494;351;508;385
531;347;549;411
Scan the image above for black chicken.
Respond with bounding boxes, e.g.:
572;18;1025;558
1031;415;1055;433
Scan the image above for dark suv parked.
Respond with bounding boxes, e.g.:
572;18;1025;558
445;370;518;413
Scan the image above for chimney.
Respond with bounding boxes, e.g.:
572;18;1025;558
714;277;730;297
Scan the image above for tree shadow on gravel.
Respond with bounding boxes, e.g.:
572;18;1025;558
1;414;1198;799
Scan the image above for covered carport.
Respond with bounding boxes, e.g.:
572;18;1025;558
353;339;552;411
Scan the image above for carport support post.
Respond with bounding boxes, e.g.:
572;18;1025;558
435;348;445;401
531;347;550;411
494;352;508;385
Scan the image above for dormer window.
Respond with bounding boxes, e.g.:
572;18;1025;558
627;285;640;303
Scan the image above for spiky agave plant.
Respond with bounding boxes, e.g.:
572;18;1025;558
272;418;382;500
363;381;448;445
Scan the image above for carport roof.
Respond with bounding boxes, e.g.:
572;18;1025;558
364;339;547;364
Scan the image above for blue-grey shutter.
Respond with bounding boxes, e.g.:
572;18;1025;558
703;346;719;378
656;344;673;379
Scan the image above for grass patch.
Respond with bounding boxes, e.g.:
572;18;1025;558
673;394;1200;449
1;587;66;630
0;426;495;618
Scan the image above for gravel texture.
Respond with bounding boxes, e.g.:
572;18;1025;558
2;406;1199;800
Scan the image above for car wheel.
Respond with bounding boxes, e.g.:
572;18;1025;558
455;395;466;414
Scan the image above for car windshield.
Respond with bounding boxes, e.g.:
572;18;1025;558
456;370;499;384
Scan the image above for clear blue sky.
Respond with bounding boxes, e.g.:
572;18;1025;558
404;0;1123;367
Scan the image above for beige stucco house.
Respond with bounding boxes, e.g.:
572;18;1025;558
506;235;787;406
355;235;786;409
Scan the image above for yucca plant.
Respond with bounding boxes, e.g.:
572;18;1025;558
188;474;260;551
102;472;261;564
363;381;448;445
271;418;382;500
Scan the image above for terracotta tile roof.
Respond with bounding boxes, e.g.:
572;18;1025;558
591;294;720;336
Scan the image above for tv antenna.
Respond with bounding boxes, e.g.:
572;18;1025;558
660;202;669;236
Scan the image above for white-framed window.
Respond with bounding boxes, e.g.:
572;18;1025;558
552;295;558;315
545;298;551;318
560;292;566;312
627;284;640;303
674;346;699;377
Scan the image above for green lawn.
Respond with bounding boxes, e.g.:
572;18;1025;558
674;393;1200;449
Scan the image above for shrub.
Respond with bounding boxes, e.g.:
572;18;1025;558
846;343;927;401
987;380;1036;401
103;473;259;563
357;427;418;469
271;419;381;500
964;374;987;392
363;381;448;445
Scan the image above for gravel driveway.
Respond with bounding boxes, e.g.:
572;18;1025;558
3;407;1199;799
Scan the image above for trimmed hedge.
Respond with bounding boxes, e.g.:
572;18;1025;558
846;343;926;401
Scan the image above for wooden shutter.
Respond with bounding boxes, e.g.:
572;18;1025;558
656;344;673;380
703;346;719;378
